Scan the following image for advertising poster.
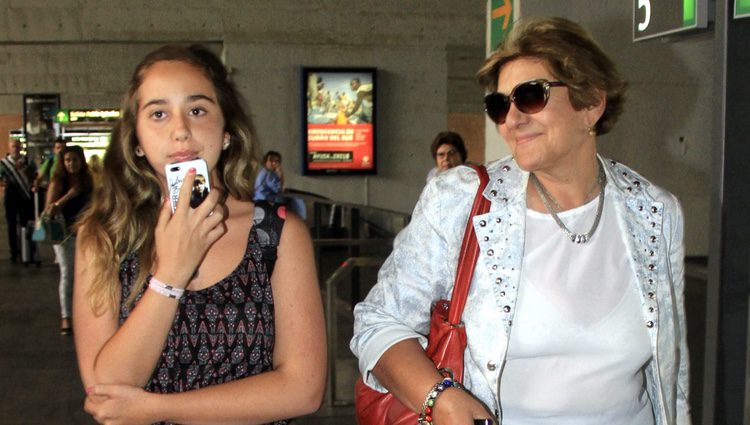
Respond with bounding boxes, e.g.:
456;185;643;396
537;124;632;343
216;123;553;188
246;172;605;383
303;67;376;175
23;93;60;143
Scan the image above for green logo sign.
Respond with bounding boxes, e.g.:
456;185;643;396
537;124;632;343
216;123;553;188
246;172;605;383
737;0;750;17
683;0;696;26
55;109;69;123
490;0;514;50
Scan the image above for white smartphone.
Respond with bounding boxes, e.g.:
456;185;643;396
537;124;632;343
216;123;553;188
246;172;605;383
164;158;211;213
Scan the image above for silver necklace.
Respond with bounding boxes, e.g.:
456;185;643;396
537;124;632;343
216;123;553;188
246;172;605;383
530;163;607;244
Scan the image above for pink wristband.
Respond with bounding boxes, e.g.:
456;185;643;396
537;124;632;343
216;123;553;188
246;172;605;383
148;277;185;300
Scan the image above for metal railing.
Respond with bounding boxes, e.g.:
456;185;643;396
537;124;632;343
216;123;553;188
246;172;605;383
288;194;408;406
324;256;386;406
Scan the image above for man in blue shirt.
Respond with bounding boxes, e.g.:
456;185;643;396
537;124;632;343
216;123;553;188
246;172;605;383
254;151;283;202
253;151;307;219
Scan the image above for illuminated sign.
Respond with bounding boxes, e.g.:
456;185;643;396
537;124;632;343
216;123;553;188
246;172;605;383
488;0;515;51
737;0;750;19
302;67;377;175
55;109;120;123
633;0;709;41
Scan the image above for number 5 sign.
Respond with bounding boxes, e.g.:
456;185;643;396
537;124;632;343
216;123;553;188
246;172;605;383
633;0;709;42
737;0;750;19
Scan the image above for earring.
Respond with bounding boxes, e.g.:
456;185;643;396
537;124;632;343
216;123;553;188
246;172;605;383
222;135;230;150
586;126;597;136
134;146;145;157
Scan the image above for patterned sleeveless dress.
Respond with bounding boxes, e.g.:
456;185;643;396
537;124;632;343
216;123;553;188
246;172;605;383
118;202;289;425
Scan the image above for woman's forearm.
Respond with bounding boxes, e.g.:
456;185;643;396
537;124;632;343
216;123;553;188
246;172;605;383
91;289;181;387
152;365;325;425
371;338;445;413
45;181;62;208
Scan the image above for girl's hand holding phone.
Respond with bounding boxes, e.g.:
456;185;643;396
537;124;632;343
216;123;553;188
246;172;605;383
153;162;226;288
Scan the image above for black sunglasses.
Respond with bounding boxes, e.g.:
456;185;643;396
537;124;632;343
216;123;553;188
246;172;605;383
484;79;566;125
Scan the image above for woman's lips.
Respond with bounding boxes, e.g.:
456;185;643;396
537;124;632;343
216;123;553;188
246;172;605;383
514;132;540;145
168;151;198;162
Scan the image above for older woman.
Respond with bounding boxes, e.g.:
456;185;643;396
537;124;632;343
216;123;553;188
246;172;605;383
426;131;468;182
352;17;689;425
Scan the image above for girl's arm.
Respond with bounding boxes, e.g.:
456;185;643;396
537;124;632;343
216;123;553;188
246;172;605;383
45;180;63;210
74;171;227;389
84;213;327;425
46;179;80;215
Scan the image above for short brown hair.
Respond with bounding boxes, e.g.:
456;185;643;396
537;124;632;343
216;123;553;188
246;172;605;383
430;131;467;162
477;17;627;135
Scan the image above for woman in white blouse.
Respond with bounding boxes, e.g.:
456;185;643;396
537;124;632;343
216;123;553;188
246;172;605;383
352;17;690;425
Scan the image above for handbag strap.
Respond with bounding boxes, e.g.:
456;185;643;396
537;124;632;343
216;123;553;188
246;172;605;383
447;164;491;325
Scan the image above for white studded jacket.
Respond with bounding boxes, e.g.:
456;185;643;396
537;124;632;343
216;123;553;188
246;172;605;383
351;155;690;425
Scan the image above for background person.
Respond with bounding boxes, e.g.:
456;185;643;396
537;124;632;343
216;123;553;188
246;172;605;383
253;150;306;219
254;150;283;203
352;16;689;425
425;130;468;182
45;145;93;335
0;138;36;263
33;137;66;212
73;44;325;425
87;153;104;188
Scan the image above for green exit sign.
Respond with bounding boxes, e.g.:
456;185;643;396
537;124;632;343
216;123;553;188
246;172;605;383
634;0;709;42
737;0;750;18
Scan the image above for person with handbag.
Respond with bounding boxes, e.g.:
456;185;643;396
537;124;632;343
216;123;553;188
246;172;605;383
72;45;325;425
45;144;93;335
351;17;689;425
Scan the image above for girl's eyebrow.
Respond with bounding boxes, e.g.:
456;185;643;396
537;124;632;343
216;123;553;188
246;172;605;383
187;94;217;104
140;94;217;110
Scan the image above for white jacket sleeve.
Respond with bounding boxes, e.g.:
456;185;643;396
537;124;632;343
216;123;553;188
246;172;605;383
350;168;477;391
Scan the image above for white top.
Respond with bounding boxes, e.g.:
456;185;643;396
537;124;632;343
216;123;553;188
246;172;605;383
500;189;654;424
425;166;439;182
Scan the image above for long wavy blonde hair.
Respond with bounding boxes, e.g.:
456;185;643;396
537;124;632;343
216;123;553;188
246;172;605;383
77;44;260;314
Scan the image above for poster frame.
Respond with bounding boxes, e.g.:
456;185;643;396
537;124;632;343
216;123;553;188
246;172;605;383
301;66;377;176
22;93;60;144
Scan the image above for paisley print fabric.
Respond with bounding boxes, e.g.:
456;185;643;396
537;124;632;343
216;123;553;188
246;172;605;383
119;201;287;425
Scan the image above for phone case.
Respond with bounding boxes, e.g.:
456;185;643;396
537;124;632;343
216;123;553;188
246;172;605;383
165;158;211;213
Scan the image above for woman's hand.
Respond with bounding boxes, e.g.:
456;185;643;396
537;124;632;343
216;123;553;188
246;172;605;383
45;203;60;217
432;387;496;425
85;384;157;425
153;168;226;287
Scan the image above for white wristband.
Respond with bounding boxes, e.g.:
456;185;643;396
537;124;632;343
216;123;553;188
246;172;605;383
148;277;185;300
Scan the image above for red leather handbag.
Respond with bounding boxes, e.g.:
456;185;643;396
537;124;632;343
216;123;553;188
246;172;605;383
354;164;491;425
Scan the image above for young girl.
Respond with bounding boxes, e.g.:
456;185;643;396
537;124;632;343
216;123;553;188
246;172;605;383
45;144;93;335
73;44;326;425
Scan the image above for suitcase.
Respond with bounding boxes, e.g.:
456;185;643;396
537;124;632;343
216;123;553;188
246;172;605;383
20;192;41;264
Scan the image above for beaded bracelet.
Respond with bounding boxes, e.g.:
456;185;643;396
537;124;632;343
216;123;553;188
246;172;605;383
417;375;463;425
148;277;185;300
